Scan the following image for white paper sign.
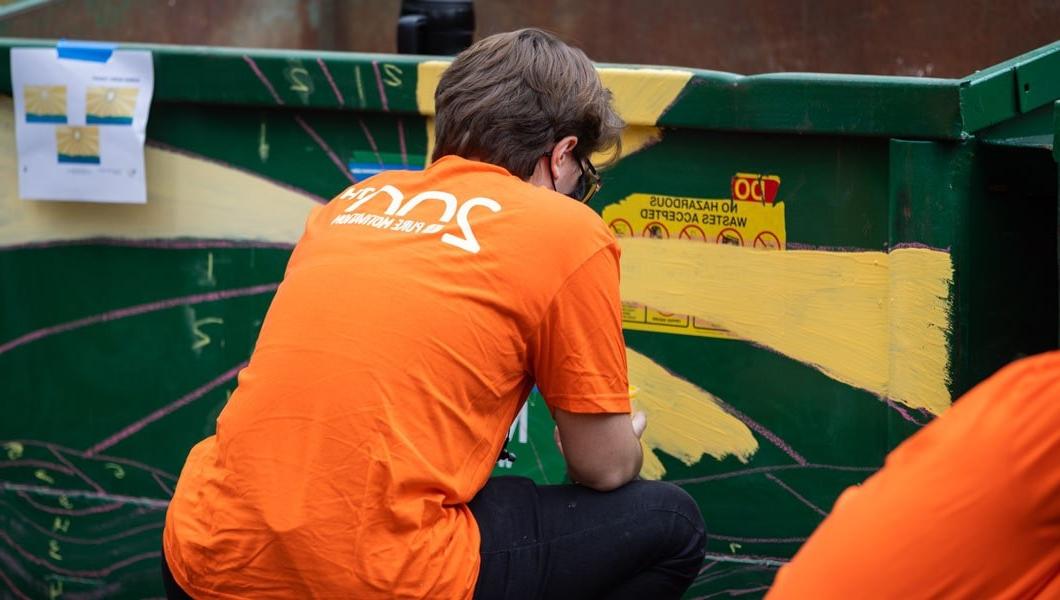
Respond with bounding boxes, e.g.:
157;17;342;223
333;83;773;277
11;47;154;203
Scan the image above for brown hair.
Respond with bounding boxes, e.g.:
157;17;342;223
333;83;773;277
431;28;624;179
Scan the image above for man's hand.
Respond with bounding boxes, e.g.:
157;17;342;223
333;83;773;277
553;410;646;491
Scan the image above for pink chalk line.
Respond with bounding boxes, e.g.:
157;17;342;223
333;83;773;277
84;361;246;457
89;453;178;482
47;446;104;493
765;473;828;517
707;396;808;466
316;57;344;106
0;567;31;600
4;441;179;482
672;463;876;486
0;460;73;475
884;396;927;426
243;55;285;105
702;552;788;567
294;115;356;184
693;585;771;599
0;529;159;578
0;282;279;357
397;118;409;167
7;507;163;545
146;139;328;204
695;564;774;586
6;482;169;510
710;533;808;544
16;492;122;517
357;117;384;166
699;560;719;575
153;472;175;497
371;61;390;111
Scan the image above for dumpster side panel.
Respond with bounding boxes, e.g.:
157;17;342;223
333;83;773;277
0;43;1057;600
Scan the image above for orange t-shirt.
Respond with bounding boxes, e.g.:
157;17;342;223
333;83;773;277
163;156;631;598
767;351;1060;599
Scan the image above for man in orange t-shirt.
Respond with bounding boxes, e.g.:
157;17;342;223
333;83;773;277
162;29;705;599
767;352;1060;599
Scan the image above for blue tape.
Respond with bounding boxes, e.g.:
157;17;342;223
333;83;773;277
56;39;116;62
348;162;419;179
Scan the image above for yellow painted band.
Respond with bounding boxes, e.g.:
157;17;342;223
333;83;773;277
620;237;954;414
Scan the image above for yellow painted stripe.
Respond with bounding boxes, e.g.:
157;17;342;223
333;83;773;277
0;97;320;246
417;61;690;127
620;237;954;414
416;62;690;165
628;348;759;479
415;60;450;118
596;67;692;127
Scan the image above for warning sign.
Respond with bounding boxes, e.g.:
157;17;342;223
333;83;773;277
603;173;787;340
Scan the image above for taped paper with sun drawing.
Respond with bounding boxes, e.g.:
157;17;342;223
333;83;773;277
10;45;153;203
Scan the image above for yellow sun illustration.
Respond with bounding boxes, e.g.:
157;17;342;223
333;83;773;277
86;87;138;122
56;126;100;161
24;85;67;121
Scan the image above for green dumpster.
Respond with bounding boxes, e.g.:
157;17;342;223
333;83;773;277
0;38;1057;598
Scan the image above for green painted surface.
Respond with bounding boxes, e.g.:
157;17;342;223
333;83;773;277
978;103;1055;149
1;39;1058;599
1054;100;1060;163
1015;44;1060;114
0;38;1052;139
660;73;965;139
959;40;1060;132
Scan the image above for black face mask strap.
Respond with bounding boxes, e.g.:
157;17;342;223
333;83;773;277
543;151;586;201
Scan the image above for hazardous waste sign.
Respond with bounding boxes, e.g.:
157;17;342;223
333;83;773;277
603;173;786;339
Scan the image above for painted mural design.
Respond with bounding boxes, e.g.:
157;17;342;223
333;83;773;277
0;46;974;599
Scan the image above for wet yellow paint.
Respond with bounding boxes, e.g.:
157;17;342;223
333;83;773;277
627;348;759;479
0;97;319;246
620;238;954;414
887;248;954;412
595;68;693;127
416;62;689;166
414;60;450;118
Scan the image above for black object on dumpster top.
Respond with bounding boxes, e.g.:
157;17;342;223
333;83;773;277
398;0;475;55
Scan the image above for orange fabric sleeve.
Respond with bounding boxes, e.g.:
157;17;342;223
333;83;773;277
528;243;631;414
766;351;1060;599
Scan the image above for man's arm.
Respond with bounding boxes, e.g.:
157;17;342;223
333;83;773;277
554;410;646;491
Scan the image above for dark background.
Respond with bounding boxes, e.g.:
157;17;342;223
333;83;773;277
0;0;1057;76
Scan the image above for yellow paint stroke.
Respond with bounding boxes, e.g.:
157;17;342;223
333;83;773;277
628;348;759;479
416;61;689;166
415;60;450;118
620;237;954;415
595;68;693;127
424;116;436;168
0;97;320;246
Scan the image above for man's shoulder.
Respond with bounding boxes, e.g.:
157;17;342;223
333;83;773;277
495;177;615;247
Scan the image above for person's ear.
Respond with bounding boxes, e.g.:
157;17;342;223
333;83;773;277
549;135;579;177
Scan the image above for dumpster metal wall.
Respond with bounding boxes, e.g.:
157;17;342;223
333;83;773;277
0;39;1057;599
2;0;1059;77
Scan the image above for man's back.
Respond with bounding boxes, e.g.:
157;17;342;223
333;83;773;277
162;155;624;598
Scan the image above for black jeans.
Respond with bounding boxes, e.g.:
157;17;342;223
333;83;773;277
161;550;193;599
469;476;707;599
160;477;707;599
